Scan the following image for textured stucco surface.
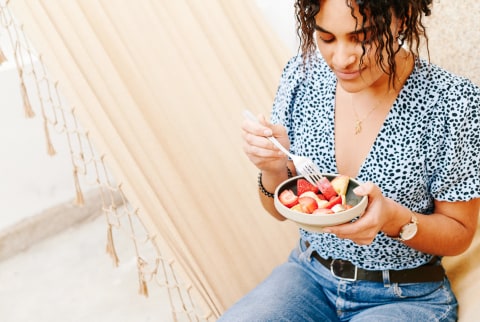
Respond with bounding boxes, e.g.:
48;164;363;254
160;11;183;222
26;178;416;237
424;1;480;86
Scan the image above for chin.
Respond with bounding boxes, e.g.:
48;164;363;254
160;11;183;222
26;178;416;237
337;80;368;93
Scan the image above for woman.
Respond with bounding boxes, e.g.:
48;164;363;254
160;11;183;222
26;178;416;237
220;0;480;321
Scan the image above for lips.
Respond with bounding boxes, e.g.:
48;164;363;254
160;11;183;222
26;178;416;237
334;69;362;80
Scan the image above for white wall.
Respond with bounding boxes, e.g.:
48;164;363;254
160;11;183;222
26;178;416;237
255;0;298;54
0;65;75;229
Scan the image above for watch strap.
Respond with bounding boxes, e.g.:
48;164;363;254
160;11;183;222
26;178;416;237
392;213;419;241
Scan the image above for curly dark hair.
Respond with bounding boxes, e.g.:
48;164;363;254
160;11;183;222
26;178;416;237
295;0;432;86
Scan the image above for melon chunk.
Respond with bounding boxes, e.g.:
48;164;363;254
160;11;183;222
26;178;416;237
331;175;350;196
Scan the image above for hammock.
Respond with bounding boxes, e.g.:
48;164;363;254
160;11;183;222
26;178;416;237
1;0;479;320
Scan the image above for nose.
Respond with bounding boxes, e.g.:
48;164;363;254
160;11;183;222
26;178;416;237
332;42;357;69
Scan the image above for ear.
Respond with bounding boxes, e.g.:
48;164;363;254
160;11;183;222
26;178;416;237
393;18;406;41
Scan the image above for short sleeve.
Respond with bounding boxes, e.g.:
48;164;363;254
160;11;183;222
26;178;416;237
430;79;480;201
270;55;305;126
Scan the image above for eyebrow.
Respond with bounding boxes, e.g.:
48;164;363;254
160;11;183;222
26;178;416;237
314;24;372;36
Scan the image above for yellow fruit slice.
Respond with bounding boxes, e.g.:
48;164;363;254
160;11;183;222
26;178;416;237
331;175;350;196
290;204;304;213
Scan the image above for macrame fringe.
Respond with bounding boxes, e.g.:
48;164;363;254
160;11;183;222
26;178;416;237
137;258;149;297
20;81;35;118
0;47;7;65
106;224;119;267
73;168;85;206
18;68;35;118
43;120;56;156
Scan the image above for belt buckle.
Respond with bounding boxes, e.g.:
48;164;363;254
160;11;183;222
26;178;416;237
330;259;358;281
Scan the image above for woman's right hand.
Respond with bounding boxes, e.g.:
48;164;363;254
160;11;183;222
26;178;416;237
242;112;292;220
241;113;290;174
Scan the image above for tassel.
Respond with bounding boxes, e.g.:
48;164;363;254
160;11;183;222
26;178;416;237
73;168;85;206
43;120;56;156
138;276;149;298
18;68;35;118
0;48;7;65
137;258;149;297
106;225;119;267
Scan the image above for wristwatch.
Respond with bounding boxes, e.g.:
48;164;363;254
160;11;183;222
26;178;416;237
393;213;418;241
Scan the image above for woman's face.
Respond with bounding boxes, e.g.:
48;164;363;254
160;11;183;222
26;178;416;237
314;0;401;93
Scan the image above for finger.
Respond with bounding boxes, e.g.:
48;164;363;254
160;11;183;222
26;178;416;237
242;140;282;160
353;181;381;198
242;114;273;137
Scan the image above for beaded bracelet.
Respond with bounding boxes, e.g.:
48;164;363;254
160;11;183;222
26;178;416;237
258;167;293;198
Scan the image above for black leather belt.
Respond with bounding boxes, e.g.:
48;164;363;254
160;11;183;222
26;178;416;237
306;242;445;283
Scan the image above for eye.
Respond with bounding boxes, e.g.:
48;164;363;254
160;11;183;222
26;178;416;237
352;30;373;45
319;37;334;44
317;33;335;43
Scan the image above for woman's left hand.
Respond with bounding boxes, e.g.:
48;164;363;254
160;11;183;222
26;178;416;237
322;181;402;245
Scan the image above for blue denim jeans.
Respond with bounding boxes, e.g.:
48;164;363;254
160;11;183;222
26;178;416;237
218;240;458;321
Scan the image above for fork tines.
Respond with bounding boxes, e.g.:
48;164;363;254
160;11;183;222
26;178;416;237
301;165;323;186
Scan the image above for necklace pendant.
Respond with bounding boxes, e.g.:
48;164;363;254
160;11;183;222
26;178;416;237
354;120;362;134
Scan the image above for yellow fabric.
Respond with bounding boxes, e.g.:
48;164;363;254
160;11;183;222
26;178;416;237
8;0;480;320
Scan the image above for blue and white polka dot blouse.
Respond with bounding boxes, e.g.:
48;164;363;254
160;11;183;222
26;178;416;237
271;52;480;270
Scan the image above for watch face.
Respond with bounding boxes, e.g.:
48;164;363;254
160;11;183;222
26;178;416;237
400;223;418;240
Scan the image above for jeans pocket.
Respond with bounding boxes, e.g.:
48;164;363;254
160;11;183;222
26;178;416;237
393;280;445;299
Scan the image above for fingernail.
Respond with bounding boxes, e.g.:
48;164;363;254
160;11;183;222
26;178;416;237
353;186;362;194
263;129;272;136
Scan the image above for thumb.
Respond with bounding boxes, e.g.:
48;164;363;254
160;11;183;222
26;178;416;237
258;114;288;141
256;114;274;136
353;181;378;197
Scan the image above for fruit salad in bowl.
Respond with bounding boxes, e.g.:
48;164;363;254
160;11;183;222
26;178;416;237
274;174;368;232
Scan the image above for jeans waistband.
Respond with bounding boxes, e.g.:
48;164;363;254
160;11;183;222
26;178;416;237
305;241;445;283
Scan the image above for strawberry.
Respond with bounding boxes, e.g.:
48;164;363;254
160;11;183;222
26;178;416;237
278;189;299;208
316;193;326;200
324;195;343;209
312;208;334;215
316;177;338;200
299;191;323;206
298;196;318;214
297;178;319;196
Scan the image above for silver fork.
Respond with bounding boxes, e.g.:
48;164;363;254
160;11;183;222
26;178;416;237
243;110;323;186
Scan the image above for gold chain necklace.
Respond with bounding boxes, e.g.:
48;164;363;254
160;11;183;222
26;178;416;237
351;54;409;135
351;93;391;135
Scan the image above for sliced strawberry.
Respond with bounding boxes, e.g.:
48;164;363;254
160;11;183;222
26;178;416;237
324;195;343;209
316;177;338;200
299;191;324;207
316;193;326;200
298;196;318;214
297;178;319;196
278;189;299;208
312;208;334;215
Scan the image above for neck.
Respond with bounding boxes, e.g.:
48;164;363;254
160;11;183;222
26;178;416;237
348;51;412;100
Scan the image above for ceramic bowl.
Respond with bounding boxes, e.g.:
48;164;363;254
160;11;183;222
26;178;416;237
274;174;368;232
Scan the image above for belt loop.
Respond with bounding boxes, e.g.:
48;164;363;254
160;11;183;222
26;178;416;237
299;239;314;262
382;270;391;287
